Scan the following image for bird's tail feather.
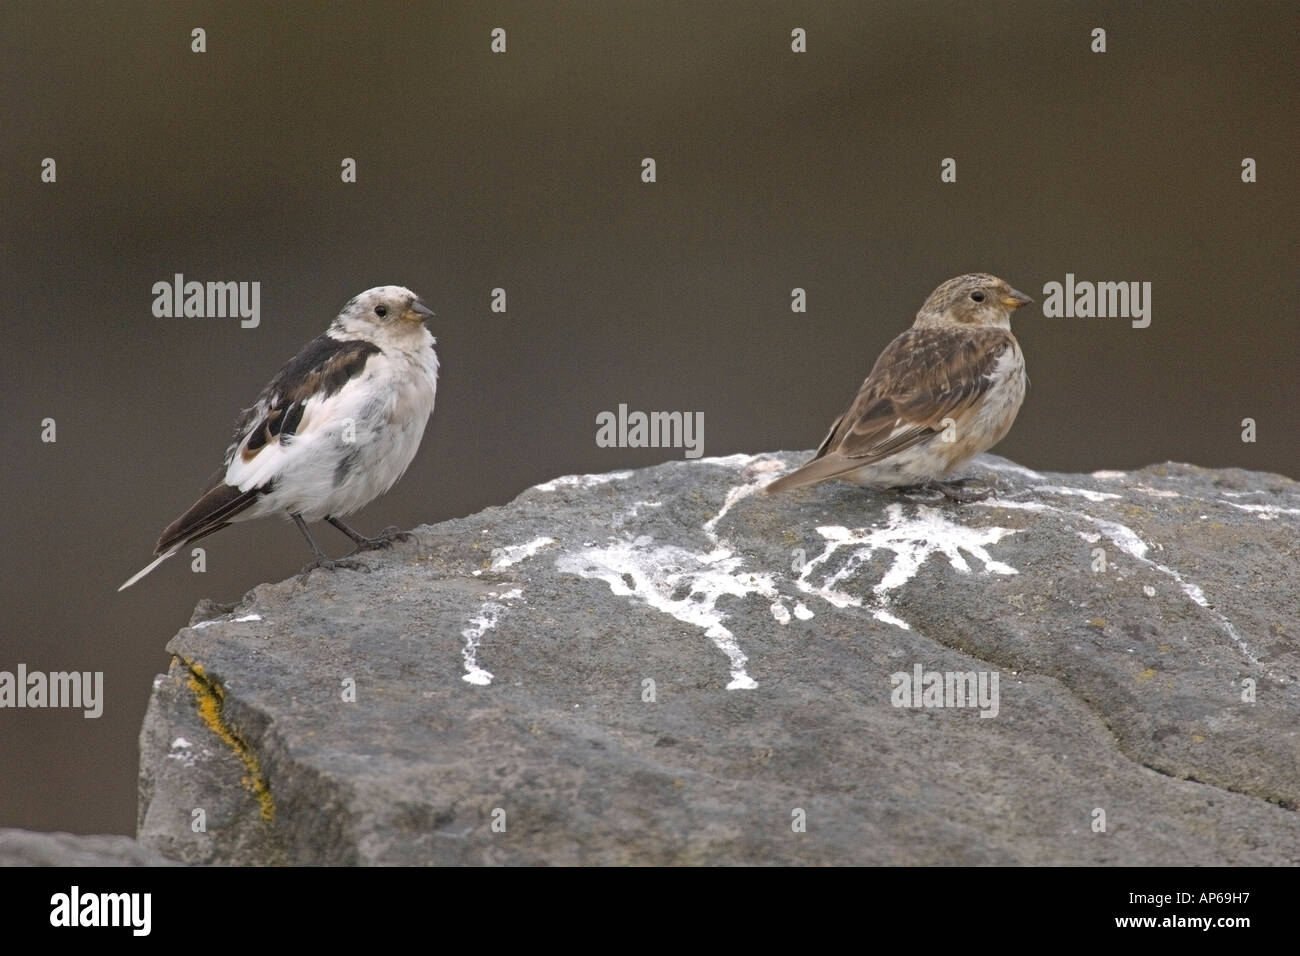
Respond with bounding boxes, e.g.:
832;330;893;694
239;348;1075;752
119;483;262;592
118;545;180;592
764;454;860;494
156;483;261;554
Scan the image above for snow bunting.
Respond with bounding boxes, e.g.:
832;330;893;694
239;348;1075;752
120;286;439;590
765;273;1031;501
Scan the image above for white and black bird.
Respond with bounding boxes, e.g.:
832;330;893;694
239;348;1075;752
120;286;439;591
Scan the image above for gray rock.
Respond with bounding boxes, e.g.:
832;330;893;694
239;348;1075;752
137;453;1300;864
0;828;173;866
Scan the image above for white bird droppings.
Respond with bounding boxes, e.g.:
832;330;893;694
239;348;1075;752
981;458;1045;479
796;504;1020;627
976;499;1282;683
1221;502;1300;520
873;609;912;630
461;604;504;686
1133;485;1181;498
490;537;556;569
192;613;263;630
555;454;792;689
557;539;770;690
1034;485;1122;502
702;454;785;543
166;737;205;766
533;471;632;493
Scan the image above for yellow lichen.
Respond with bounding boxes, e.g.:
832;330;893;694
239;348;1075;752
182;658;275;822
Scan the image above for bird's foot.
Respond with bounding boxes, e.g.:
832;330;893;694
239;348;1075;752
346;526;415;554
894;483;944;502
930;478;997;503
894;477;997;504
298;556;371;577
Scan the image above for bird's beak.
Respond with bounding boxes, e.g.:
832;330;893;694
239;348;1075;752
406;300;435;322
1001;287;1033;310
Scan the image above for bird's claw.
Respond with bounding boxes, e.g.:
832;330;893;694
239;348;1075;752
298;556;371;577
347;526;415;554
895;477;998;504
930;479;997;504
896;484;944;502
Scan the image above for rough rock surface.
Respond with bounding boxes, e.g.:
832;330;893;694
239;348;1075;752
0;828;173;866
136;453;1300;865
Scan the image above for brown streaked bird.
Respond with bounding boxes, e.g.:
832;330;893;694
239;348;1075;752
764;273;1032;501
119;286;439;590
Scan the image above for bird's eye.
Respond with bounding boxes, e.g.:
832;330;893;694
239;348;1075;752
375;305;388;317
970;291;985;303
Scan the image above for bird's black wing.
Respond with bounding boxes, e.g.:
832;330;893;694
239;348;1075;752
153;334;382;554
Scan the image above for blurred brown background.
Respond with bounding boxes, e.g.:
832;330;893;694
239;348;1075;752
1;1;1295;835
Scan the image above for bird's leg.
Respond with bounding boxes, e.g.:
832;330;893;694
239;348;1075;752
326;516;414;554
293;514;367;574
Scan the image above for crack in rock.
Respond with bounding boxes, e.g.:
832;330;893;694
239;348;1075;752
178;656;274;822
